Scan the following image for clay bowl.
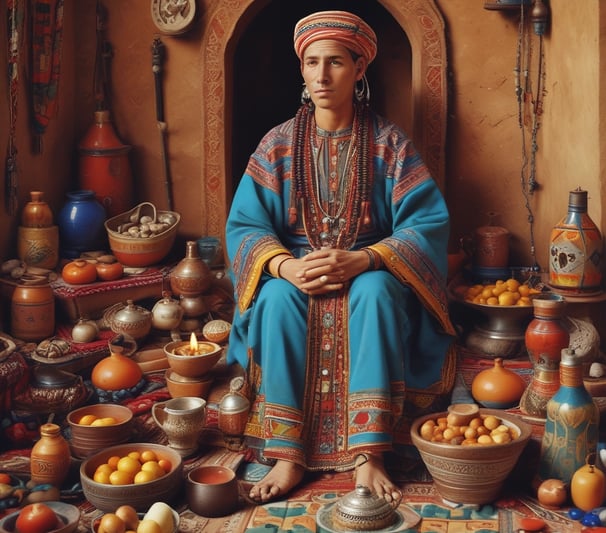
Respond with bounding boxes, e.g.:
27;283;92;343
67;403;134;459
165;368;214;399
164;340;222;378
0;501;80;533
80;443;183;512
410;408;532;504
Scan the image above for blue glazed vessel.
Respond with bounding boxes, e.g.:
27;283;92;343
57;190;107;258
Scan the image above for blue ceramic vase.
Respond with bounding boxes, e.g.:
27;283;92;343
57;190;107;258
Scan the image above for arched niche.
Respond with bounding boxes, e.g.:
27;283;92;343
199;0;447;239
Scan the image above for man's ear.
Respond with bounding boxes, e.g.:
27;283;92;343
355;58;367;80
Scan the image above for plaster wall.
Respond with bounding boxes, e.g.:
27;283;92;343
0;1;603;338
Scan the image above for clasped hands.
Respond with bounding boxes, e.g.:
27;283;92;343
276;248;369;295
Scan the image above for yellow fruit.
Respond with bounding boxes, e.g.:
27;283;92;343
136;519;162;533
107;455;121;469
141;461;165;478
134;470;157;484
518;284;531;297
486;297;499;306
140;450;158;463
505;278;520;292
109;469;134;485
477;434;494;445
115;505;140;531
483;415;501;430
91;417;117;426
128;451;141;461
498;291;516;306
78;414;97;425
93;470;111;484
98;513;126;533
117;456;141;474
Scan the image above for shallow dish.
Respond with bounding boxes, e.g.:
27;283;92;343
0;501;80;533
410;408;532;504
80;443;183;512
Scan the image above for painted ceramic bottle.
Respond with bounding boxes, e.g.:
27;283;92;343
549;188;603;291
17;191;59;269
30;423;71;487
519;293;569;418
537;349;599;485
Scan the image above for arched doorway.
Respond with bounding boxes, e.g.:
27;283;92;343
199;0;447;239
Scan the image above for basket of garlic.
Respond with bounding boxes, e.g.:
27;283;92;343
105;202;180;267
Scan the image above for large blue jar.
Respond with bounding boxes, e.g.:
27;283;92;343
57;190;107;258
537;348;599;485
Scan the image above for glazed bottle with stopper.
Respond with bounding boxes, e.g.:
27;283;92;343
537;348;599;485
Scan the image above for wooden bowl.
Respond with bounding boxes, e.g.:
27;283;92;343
80;443;183;512
165;369;214;399
164;341;222;378
105;202;180;267
0;501;80;533
410;409;532;504
67;403;133;459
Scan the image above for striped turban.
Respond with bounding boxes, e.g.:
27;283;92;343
294;11;377;64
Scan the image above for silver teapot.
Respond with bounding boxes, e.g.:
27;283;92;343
332;485;402;531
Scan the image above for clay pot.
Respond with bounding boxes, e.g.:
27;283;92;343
10;277;55;342
471;358;527;409
21;191;53;227
91;352;143;391
30;423;71;487
95;256;124;281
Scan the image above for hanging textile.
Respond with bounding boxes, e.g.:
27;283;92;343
31;0;65;154
5;0;24;215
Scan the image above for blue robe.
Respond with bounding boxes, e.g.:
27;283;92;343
225;109;456;471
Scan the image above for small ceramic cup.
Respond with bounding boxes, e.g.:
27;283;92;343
186;465;239;517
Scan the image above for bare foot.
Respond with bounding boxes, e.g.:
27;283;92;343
354;453;402;503
248;460;306;503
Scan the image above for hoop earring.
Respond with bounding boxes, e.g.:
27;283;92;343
301;84;311;104
355;75;370;104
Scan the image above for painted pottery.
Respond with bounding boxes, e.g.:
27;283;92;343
549;188;604;291
538;349;599;485
57;190;107;258
108;300;152;341
30;422;71;487
17;225;59;269
520;293;569;418
78;110;134;217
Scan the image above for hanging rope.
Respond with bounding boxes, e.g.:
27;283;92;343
515;4;545;272
31;0;65;154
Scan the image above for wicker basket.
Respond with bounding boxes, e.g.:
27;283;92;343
105;202;180;267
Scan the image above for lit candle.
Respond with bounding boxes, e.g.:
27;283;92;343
189;332;199;355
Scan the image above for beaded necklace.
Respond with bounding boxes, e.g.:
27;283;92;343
291;102;373;250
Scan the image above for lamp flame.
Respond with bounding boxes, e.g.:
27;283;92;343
189;332;198;354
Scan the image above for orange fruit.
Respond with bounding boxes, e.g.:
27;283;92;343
141;461;165;478
95;464;114;476
115;505;140;531
157;459;172;473
93;470;112;484
498;291;516;306
91;417;118;426
127;451;141;461
136;519;162;533
78;414;98;425
98;513;126;533
134;470;157;484
107;455;121;469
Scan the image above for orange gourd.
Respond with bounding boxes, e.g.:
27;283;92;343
91;352;143;391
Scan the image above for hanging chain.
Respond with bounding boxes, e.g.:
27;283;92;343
515;4;545;271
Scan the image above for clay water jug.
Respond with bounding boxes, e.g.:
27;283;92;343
30;423;71;487
78;110;134;217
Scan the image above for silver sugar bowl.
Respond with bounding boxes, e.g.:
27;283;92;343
332;485;401;531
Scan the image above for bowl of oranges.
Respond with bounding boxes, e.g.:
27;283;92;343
80;443;183;512
450;277;544;357
410;407;532;504
67;403;134;459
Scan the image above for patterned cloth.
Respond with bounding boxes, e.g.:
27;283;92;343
293;10;377;63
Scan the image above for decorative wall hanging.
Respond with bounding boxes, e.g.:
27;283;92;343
151;0;196;35
30;0;65;154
